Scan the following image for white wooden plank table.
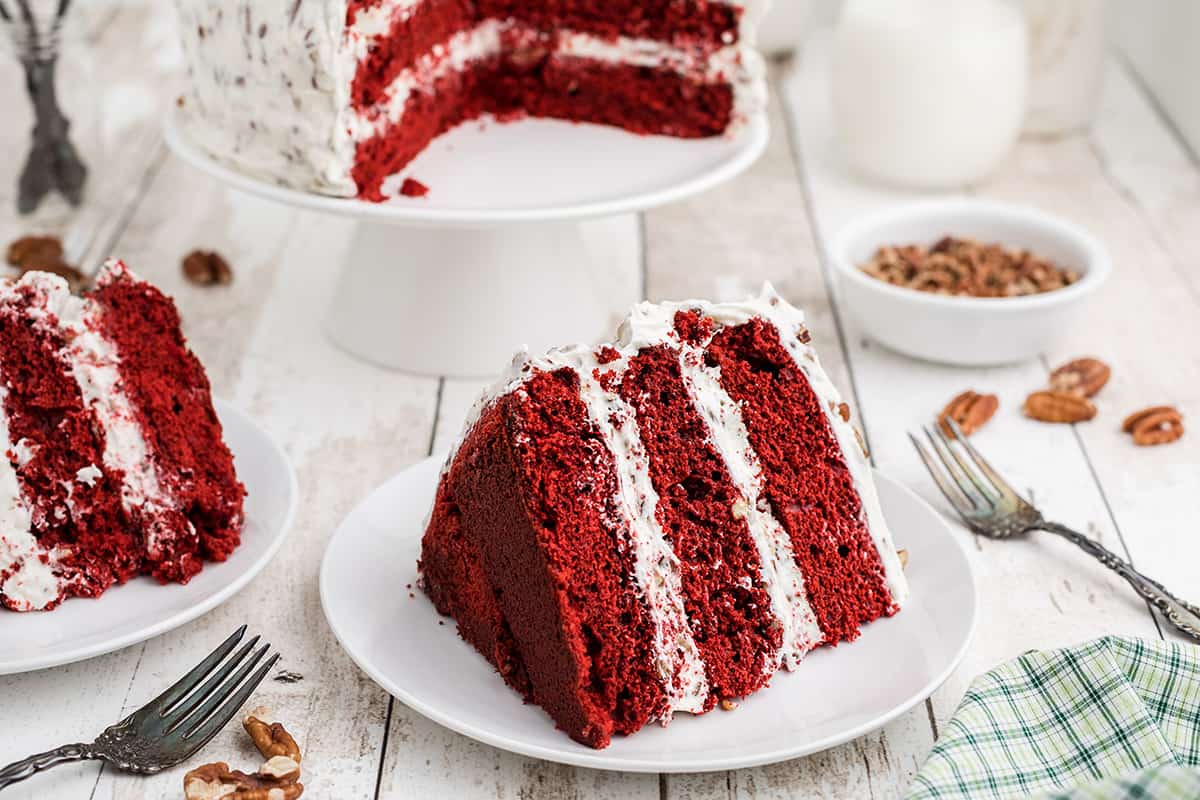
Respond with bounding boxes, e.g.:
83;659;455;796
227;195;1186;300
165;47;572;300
2;9;1198;799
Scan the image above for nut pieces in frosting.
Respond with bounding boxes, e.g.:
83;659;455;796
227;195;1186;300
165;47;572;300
183;708;303;800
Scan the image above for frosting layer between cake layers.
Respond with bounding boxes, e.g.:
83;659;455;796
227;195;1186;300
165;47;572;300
421;284;908;747
174;0;769;198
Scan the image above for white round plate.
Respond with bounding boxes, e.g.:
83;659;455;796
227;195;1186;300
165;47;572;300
0;400;297;675
164;108;769;225
320;455;977;772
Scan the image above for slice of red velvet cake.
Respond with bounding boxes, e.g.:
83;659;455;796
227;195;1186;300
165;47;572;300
174;0;769;200
0;260;245;611
420;285;908;748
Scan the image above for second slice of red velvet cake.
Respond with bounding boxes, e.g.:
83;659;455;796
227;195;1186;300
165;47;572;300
420;285;908;749
0;260;245;611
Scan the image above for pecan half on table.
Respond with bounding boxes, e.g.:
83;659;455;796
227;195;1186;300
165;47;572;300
1049;357;1111;398
1023;390;1097;424
939;390;999;437
1122;406;1184;446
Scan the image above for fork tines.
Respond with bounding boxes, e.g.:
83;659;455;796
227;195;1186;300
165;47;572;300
136;625;280;752
909;418;1020;515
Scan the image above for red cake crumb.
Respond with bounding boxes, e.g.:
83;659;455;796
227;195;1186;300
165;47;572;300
399;177;430;197
595;346;620;365
704;317;896;642
672;309;714;344
620;345;781;702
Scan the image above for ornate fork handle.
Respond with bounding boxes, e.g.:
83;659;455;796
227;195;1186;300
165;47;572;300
0;743;94;790
1041;521;1200;641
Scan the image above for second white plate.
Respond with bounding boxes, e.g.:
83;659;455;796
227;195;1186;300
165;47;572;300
321;455;977;772
0;400;297;674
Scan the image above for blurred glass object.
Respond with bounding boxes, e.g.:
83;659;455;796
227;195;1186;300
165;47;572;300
1022;0;1110;135
0;0;87;214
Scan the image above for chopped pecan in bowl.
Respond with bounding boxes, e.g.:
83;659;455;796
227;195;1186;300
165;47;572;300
832;201;1110;366
860;236;1080;298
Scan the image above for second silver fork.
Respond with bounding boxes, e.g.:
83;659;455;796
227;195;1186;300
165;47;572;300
911;419;1200;641
0;626;279;791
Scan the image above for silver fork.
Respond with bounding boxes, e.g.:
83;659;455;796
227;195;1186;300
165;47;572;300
911;419;1200;641
0;626;279;791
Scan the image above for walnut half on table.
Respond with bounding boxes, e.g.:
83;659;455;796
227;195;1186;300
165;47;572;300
183;708;303;800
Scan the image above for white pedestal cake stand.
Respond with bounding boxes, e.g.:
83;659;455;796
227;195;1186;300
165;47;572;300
164;109;768;377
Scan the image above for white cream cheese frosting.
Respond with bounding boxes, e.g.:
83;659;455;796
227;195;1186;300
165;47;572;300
48;265;197;561
0;384;61;612
618;285;910;609
529;346;712;718
174;0;768;196
676;341;824;673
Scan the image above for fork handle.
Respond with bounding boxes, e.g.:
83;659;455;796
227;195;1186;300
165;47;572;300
0;743;92;791
1042;522;1200;641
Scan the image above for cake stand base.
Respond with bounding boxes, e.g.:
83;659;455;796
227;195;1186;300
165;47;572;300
325;216;641;377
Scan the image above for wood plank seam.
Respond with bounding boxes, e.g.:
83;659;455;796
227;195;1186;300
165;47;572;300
374;377;445;800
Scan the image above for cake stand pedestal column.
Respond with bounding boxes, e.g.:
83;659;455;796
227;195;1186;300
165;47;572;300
325;217;641;377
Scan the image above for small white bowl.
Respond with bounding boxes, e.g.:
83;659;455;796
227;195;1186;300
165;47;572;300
830;200;1110;366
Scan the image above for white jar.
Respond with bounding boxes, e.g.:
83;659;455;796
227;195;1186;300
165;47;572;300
832;0;1028;189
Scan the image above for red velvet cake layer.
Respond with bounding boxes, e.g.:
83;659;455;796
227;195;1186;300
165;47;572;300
354;58;494;202
90;269;244;580
437;369;665;747
705;318;896;643
351;0;475;109
477;0;740;46
0;285;135;607
420;476;532;698
353;55;733;199
618;345;781;702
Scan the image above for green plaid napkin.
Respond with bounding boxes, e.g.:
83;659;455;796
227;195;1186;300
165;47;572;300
906;637;1200;800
